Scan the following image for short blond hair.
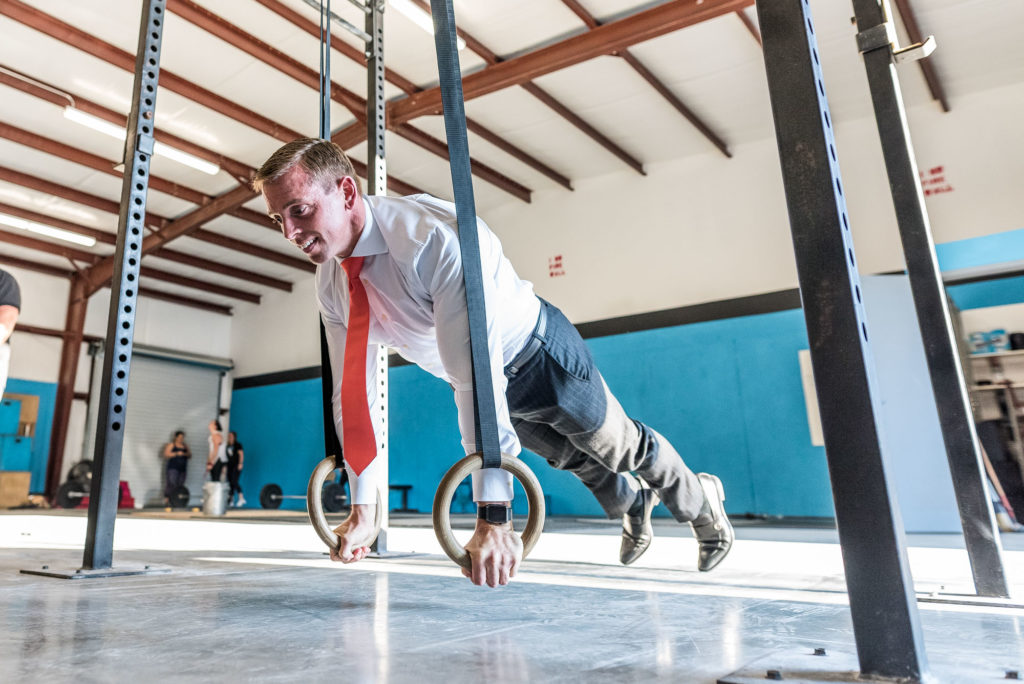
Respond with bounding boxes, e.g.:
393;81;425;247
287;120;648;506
252;138;362;194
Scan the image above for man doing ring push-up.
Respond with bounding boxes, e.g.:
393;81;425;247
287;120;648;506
254;138;734;587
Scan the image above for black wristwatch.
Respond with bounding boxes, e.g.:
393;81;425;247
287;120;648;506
478;504;513;525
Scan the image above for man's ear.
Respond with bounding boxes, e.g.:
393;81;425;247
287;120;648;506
340;176;358;208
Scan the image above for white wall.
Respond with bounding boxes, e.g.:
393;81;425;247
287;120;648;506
229;276;320;377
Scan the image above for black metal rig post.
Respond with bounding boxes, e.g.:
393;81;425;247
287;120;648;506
851;0;1009;599
81;0;167;571
752;0;929;679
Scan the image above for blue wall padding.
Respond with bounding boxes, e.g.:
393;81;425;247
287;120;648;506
936;227;1024;271
229;378;326;511
946;275;1024;311
4;379;56;492
230;308;835;518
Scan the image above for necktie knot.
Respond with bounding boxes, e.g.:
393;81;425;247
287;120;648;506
343;256;364;279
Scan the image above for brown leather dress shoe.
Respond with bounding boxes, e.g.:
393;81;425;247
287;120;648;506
691;473;734;572
620;485;660;565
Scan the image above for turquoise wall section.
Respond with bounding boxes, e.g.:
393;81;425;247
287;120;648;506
4;378;56;493
230;309;835;518
947;275;1024;311
228;378;326;511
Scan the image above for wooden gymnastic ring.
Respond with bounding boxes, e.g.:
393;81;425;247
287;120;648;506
307;456;382;552
432;453;546;570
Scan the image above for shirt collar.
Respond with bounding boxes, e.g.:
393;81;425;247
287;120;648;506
347;196;388;258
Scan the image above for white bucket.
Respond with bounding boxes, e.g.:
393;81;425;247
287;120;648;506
202;481;229;517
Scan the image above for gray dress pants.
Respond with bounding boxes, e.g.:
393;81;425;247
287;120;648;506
504;300;705;522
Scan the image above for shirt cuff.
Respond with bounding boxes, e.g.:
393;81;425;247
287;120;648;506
472;468;514;503
346;457;385;505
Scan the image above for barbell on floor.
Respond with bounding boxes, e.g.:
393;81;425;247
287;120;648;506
56;480;185;509
260;481;347;513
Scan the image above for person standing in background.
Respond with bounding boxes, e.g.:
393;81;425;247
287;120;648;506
162;430;191;506
224;430;245;507
0;268;21;398
206;419;226;479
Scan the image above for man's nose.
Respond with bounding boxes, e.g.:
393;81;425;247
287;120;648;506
280;218;298;240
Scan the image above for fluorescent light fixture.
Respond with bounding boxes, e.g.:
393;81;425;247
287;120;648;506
63;106;221;176
390;0;466;50
152;141;220;175
0;212;97;247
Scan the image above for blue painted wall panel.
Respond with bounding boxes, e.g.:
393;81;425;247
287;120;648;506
733;310;834;517
947;275;1024;311
936;227;1024;271
231;309;836;518
4;379;56;492
229;378;326;510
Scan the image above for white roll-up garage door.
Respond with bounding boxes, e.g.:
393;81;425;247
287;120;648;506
82;347;230;507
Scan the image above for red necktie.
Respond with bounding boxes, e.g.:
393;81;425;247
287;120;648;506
341;257;376;475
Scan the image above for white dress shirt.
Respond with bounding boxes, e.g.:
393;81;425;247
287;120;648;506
317;194;541;505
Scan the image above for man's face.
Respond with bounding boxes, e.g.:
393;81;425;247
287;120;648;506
263;166;362;264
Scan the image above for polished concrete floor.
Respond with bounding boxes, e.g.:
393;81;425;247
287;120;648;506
1;511;1022;683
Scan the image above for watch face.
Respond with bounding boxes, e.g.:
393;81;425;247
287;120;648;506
480;505;511;524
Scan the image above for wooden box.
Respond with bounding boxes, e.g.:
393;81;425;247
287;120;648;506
0;471;31;508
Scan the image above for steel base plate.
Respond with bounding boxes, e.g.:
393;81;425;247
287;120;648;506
719;648;922;684
20;564;172;580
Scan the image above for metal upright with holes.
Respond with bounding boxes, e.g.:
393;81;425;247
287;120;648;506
314;0;392;553
82;0;165;570
366;0;390;553
852;0;1009;599
755;0;928;679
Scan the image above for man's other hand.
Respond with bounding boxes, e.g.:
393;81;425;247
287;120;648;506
329;503;377;563
462;518;523;587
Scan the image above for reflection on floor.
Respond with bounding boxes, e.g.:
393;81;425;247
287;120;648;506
1;511;1022;683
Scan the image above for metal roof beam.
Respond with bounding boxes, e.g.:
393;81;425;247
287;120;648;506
0;1;427;216
557;0;731;158
328;0;750;154
0;0;298;140
0;199;292;291
254;0;569;192
0;260;232;315
390;0;752;123
0;65;257;186
168;0;531;202
408;0;643;175
0;164;312;275
0;227;260;303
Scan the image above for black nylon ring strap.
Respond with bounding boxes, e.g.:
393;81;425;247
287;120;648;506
429;0;502;471
317;1;344;469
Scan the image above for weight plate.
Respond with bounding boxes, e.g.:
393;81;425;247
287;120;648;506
260;483;283;509
169;485;190;508
56;481;86;509
322;482;347;513
68;460;93;485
